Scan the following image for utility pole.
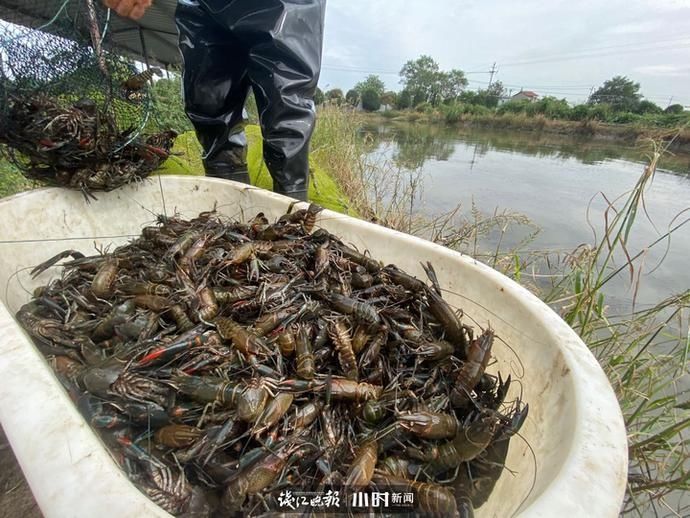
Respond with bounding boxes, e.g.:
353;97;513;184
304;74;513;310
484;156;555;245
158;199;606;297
667;96;674;108
586;86;594;103
487;62;497;88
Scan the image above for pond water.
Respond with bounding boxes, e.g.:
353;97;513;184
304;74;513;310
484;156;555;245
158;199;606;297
362;122;690;312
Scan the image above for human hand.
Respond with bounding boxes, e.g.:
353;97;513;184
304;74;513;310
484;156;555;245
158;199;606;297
103;0;152;20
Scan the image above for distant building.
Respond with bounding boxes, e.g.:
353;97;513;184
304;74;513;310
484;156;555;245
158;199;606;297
511;90;539;102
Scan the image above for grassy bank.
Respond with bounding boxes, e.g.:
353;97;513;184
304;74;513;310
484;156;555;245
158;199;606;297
368;109;690;151
157;124;352;213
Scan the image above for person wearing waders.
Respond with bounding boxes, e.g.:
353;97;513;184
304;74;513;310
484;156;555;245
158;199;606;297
104;0;326;202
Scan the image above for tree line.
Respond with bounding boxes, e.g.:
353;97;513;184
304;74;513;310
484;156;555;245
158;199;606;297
315;55;687;121
145;58;686;133
316;55;482;111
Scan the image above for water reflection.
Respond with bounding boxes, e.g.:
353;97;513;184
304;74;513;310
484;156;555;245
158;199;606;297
361;122;690;175
377;125;456;170
361;121;690;309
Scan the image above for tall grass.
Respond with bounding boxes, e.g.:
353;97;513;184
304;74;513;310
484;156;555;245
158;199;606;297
535;141;690;515
319;106;690;516
309;103;369;215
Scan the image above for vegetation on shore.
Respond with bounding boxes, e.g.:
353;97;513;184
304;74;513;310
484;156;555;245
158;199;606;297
368;107;690;149
318;55;689;147
157;125;351;214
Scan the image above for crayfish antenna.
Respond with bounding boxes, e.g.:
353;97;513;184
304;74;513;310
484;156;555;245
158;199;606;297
30;249;86;278
81;185;99;203
421;261;442;295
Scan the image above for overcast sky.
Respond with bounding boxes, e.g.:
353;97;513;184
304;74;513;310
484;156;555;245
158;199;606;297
320;0;690;107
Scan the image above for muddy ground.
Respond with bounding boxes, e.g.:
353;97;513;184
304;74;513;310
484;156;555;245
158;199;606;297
0;427;41;518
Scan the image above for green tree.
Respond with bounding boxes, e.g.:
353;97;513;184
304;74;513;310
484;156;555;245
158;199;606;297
355;75;385;97
400;55;440;105
439;69;468;103
361;88;381;112
589;76;642;112
345;89;360;106
314;87;325;105
458;90;479;105
396;88;413;109
535;96;571;119
486;81;506;106
412;89;428;106
588;103;613;121
570;104;591;121
326;88;344;105
400;56;467;106
468;81;506;108
665;104;684;114
635;99;662;115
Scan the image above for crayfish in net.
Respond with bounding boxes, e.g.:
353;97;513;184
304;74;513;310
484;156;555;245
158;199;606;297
0;93;176;198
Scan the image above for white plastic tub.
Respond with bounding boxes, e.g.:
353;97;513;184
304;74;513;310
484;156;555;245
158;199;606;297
0;176;627;517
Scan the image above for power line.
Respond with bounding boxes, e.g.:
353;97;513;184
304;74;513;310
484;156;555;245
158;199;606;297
322;36;690;79
464;78;684;103
324;50;690;89
321;64;492;75
498;42;690;68
321;66;399;75
461;37;690;73
499;82;592;90
502;35;690;64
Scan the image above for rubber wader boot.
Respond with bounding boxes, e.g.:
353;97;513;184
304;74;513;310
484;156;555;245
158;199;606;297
203;149;250;184
278;189;308;202
205;168;250;184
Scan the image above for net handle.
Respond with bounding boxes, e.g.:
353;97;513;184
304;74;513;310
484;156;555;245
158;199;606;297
85;0;109;77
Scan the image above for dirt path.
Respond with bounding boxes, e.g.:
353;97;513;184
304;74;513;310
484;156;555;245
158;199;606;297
0;427;41;518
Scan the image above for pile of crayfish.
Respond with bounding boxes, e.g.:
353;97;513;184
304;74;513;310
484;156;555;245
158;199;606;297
0;94;176;197
17;205;527;517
